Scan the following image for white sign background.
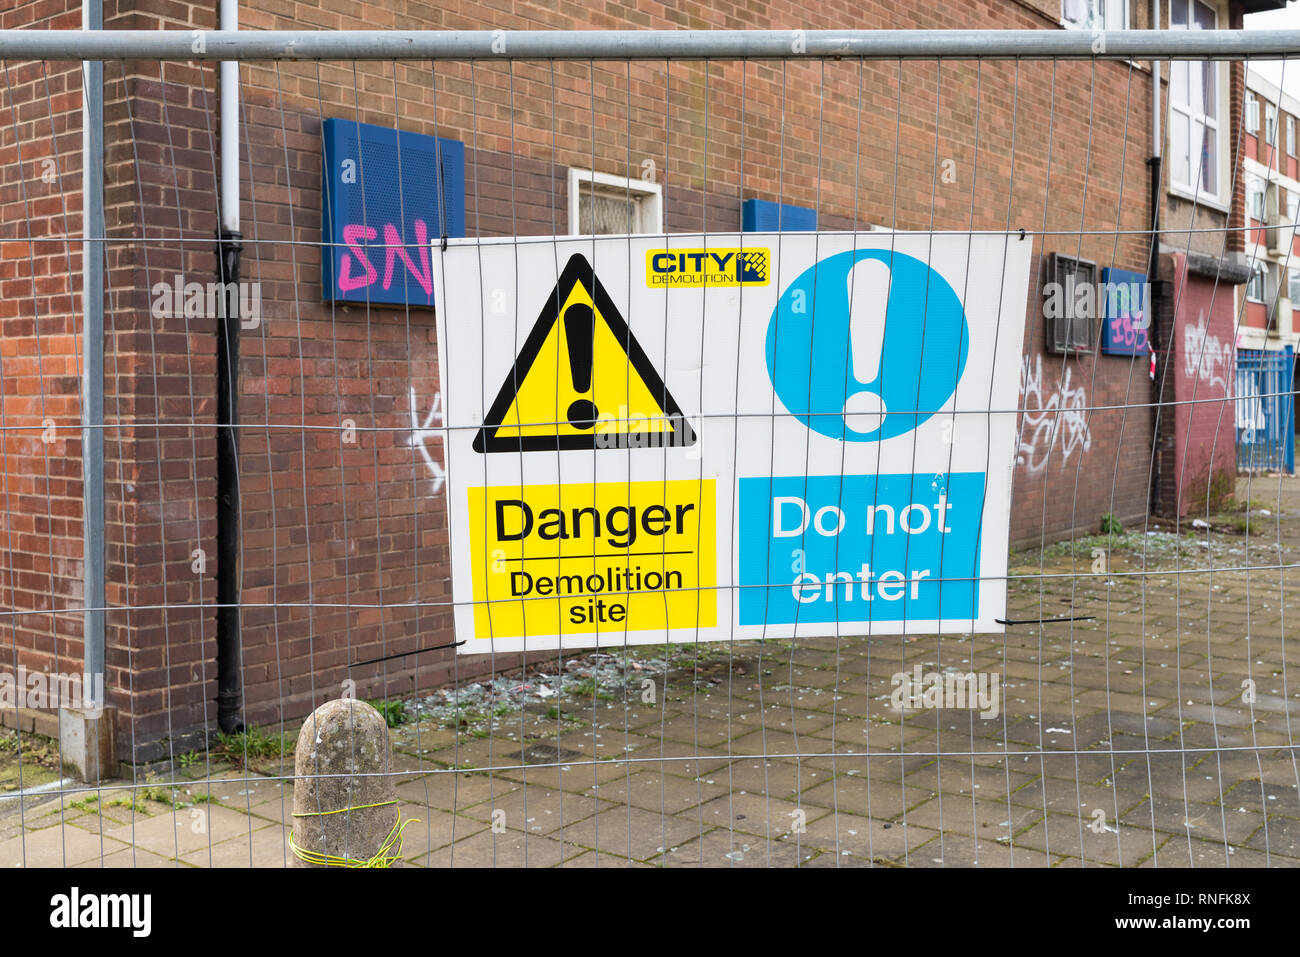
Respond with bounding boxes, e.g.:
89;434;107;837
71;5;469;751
434;232;1032;654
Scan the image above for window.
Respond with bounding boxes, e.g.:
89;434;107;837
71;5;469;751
1045;253;1097;354
1061;0;1128;29
1169;0;1222;200
1289;115;1296;156
1266;102;1279;147
1246;92;1260;134
567;169;663;236
1289;268;1300;303
1246;174;1266;223
1288;191;1299;226
1246;262;1267;303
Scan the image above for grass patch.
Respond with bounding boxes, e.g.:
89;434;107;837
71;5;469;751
214;725;294;767
366;697;411;729
107;797;148;813
565;677;614;702
140;778;185;809
0;727;68;792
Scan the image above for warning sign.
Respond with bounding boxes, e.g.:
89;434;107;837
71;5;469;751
475;254;695;452
435;233;1032;654
467;480;716;639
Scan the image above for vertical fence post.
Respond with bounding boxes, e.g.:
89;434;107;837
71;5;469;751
63;0;112;784
80;0;105;714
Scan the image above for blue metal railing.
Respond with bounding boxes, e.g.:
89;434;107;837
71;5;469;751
1235;346;1295;473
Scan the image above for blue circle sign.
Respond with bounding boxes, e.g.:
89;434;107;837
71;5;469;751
765;249;970;442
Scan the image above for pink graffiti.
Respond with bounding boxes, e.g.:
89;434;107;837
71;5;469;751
1107;311;1148;352
337;218;433;297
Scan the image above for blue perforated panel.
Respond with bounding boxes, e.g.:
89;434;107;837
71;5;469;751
742;198;817;232
321;118;465;306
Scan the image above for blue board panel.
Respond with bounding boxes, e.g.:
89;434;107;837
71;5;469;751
1100;266;1150;356
738;472;984;625
321;118;465;306
742;198;817;232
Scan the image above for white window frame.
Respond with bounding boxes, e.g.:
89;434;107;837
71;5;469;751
1167;0;1229;209
1246;262;1267;303
1060;0;1129;30
1265;102;1279;147
1288;115;1296;156
1246;92;1260;133
1246;174;1267;222
567;168;663;236
1289;267;1300;303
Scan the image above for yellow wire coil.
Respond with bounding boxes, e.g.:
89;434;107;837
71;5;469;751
288;799;419;868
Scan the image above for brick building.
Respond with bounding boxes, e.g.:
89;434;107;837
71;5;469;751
0;0;1278;770
1225;67;1299;472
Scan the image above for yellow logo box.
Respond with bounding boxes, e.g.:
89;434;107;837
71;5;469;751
467;479;716;640
645;248;770;287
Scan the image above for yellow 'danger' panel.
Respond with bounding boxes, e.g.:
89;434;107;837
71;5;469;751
492;282;672;439
468;479;716;640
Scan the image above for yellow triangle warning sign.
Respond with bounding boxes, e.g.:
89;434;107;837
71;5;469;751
474;254;696;453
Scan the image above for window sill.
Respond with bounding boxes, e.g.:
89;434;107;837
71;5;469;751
1167;184;1230;215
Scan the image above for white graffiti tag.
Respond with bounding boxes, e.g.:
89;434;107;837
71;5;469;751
1017;355;1093;474
408;386;445;495
1182;316;1232;395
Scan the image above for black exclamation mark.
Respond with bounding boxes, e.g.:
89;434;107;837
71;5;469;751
563;303;598;429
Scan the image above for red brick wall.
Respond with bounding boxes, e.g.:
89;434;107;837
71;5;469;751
2;0;1181;761
230;6;1160;730
0;0;89;733
1159;252;1238;515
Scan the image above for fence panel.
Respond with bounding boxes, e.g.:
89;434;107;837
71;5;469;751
0;30;1298;870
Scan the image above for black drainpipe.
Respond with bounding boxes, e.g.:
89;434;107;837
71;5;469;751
216;230;244;734
1147;156;1162;290
1146;153;1168;517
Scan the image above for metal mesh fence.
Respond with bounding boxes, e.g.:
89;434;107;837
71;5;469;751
1;29;1298;869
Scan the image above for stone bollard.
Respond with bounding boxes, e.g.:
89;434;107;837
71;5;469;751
291;698;401;867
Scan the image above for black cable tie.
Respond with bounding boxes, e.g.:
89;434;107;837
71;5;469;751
349;640;466;669
996;615;1097;626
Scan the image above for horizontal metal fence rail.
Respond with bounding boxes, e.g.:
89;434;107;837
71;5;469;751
0;28;1297;61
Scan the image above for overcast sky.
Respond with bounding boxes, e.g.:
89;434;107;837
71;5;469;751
1246;2;1300;99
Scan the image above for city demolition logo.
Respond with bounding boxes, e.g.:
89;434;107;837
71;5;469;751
646;247;771;287
890;665;1000;719
0;667;104;717
151;273;262;328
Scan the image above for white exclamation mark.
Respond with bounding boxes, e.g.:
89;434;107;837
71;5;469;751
842;258;891;434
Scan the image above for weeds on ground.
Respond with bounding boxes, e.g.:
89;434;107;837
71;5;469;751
214;725;294;767
366;697;411;729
